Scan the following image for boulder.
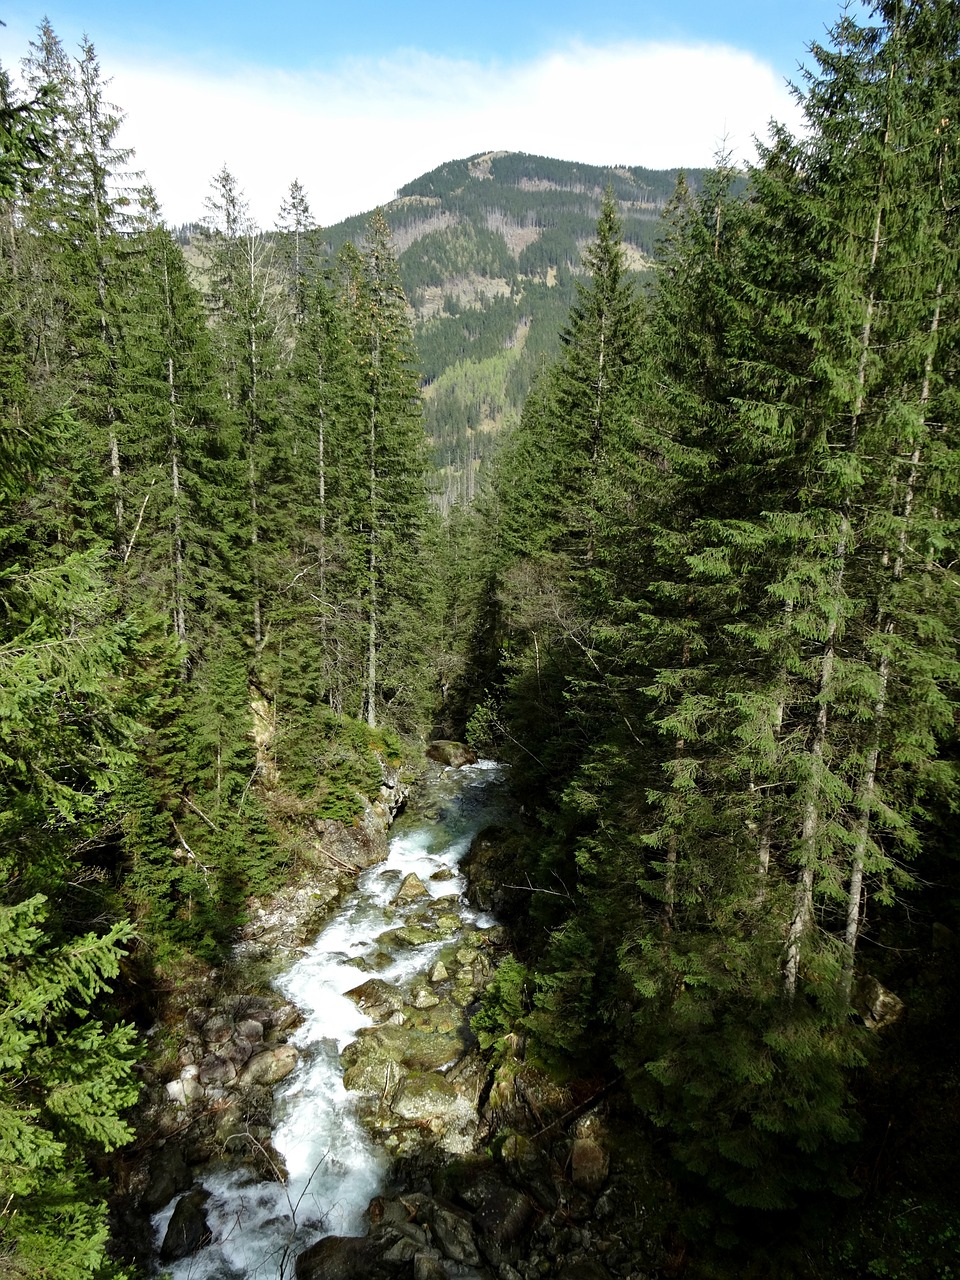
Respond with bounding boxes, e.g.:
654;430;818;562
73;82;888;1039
235;1017;264;1043
342;1023;461;1084
557;1264;611;1280
429;961;449;984
159;1188;212;1261
201;1013;234;1045
198;1052;238;1087
471;1182;537;1250
435;915;461;936
430;1203;482;1266
933;921;956;950
501;1134;559;1210
394;873;429;905
426;740;478;769
392;1072;472;1130
295;1233;394;1280
377;924;435;948
238;1044;298;1087
346;978;405;1021
270;1003;301;1034
142;1142;192;1213
220;1037;255;1069
343;1055;399;1097
853;975;905;1030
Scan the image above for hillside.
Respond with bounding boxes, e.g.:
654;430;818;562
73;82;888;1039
323;152;711;508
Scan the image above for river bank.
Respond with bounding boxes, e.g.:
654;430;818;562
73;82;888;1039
115;752;661;1280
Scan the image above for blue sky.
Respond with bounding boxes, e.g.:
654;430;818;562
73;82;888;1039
1;1;857;226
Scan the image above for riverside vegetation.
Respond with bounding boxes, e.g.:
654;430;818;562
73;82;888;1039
2;1;960;1277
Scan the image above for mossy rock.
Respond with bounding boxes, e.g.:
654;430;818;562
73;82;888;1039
391;1071;465;1123
344;1022;461;1073
377;924;435;948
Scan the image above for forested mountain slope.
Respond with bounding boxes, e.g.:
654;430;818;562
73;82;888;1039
323;153;712;507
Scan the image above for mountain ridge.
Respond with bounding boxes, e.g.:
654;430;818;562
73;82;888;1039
319;151;713;507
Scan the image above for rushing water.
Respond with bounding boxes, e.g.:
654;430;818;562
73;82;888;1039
153;760;505;1280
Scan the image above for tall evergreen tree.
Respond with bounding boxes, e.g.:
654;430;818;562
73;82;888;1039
346;211;433;732
0;117;140;1267
482;0;960;1213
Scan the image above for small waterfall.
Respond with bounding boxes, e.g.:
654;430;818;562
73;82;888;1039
153;760;504;1279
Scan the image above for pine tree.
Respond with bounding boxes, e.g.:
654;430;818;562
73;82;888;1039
0;260;141;1271
18;26;142;555
486;193;646;803
485;0;960;1212
345;211;433;732
199;166;291;655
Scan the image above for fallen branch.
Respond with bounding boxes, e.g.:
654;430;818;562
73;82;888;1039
122;478;156;565
323;849;360;874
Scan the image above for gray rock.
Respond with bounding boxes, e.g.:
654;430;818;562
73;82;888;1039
556;1263;611;1280
198;1052;238;1087
238;1044;298;1087
431;1203;481;1266
430;961;449;984
343;1055;400;1097
142;1142;191;1213
426;741;478;768
236;1017;264;1043
473;1184;536;1249
164;1079;191;1107
202;1014;234;1045
356;1022;462;1072
346;979;405;1021
933;921;955;950
381;1237;418;1264
394;873;430;905
166;1063;204;1106
220;1037;254;1068
392;1073;472;1129
853;975;905;1030
413;1254;447;1280
378;924;436;948
501;1134;559;1210
295;1231;403;1279
160;1188;212;1261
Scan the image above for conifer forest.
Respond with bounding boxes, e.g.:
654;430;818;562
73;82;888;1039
2;2;960;1277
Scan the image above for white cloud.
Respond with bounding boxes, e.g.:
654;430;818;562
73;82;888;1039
106;41;804;227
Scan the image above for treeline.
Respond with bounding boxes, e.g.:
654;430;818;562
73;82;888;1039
0;23;440;1274
461;0;960;1268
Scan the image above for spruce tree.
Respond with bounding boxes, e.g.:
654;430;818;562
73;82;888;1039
346;211;433;732
0;217;140;1269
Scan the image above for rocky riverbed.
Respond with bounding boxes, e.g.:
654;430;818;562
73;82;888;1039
118;754;663;1280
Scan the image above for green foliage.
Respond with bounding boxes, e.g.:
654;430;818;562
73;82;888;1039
0;67;53;199
471;955;531;1056
277;709;401;821
476;0;960;1225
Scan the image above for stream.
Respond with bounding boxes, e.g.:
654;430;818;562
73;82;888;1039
153;759;506;1280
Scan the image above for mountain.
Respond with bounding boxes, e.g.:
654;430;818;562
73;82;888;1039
322;152;711;508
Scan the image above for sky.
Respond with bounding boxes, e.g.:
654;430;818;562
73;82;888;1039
1;1;858;229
